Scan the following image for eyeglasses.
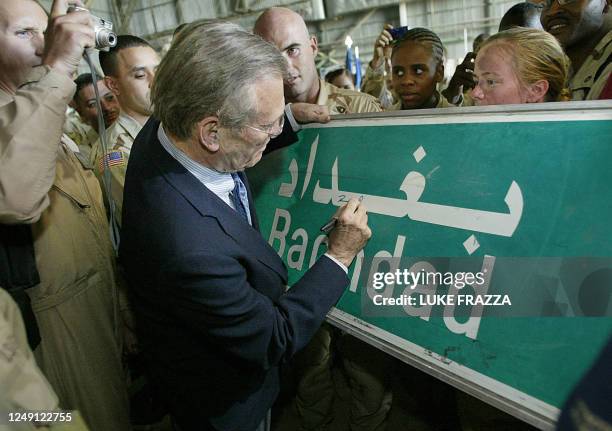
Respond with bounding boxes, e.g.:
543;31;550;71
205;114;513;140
244;115;285;139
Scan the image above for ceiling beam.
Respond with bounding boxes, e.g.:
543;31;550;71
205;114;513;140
142;0;310;41
174;0;184;24
119;0;139;33
316;7;377;51
110;0;138;34
332;7;377;47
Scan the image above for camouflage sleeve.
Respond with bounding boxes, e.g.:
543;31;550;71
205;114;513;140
362;95;383;113
587;64;612;100
94;137;129;227
0;66;75;224
361;63;385;99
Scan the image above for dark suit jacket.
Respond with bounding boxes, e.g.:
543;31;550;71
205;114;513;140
119;118;349;431
556;335;612;431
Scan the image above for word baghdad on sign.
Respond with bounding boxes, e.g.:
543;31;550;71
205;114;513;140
263;133;523;339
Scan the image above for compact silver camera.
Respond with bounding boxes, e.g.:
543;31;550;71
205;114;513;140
67;5;117;50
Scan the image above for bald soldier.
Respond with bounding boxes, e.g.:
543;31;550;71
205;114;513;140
254;9;392;431
0;1;130;430
254;7;381;114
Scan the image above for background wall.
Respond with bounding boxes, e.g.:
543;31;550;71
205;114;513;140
40;0;526;81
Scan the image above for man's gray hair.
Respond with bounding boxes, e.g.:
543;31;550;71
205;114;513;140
152;21;288;140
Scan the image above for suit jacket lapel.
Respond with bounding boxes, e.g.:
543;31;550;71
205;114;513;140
148;125;287;281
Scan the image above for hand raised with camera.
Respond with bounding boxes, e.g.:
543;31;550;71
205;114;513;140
442;52;477;102
370;24;394;70
327;198;372;268
43;0;95;78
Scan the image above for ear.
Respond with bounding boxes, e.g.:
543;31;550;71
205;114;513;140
196;116;221;153
104;76;120;96
310;35;319;57
434;61;445;83
526;79;550;103
605;0;611;13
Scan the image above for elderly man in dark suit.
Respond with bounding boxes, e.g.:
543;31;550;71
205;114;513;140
119;21;371;431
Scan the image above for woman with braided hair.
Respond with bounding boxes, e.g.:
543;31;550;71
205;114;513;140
363;26;455;110
472;27;571;105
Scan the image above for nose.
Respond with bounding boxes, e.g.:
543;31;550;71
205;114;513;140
283;56;299;76
147;70;156;88
471;82;484;100
100;98;111;113
33;32;44;58
270;125;283;138
398;74;415;87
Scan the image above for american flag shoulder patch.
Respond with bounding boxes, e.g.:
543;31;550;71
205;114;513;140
98;150;127;174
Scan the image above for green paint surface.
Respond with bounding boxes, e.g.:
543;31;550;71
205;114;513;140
248;120;612;408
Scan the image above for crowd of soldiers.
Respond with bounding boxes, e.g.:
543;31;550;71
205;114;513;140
1;0;610;430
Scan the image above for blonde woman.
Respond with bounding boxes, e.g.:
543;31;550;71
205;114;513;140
472;27;571;105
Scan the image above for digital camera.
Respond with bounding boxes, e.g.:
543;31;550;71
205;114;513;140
67;5;117;50
389;26;409;40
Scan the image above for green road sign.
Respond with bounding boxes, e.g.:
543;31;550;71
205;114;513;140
247;102;612;429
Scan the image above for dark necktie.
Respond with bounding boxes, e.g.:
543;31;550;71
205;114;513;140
230;173;250;225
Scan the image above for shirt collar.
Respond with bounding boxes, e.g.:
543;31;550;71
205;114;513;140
118;113;144;140
316;78;329;105
157;123;234;195
592;29;612;61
